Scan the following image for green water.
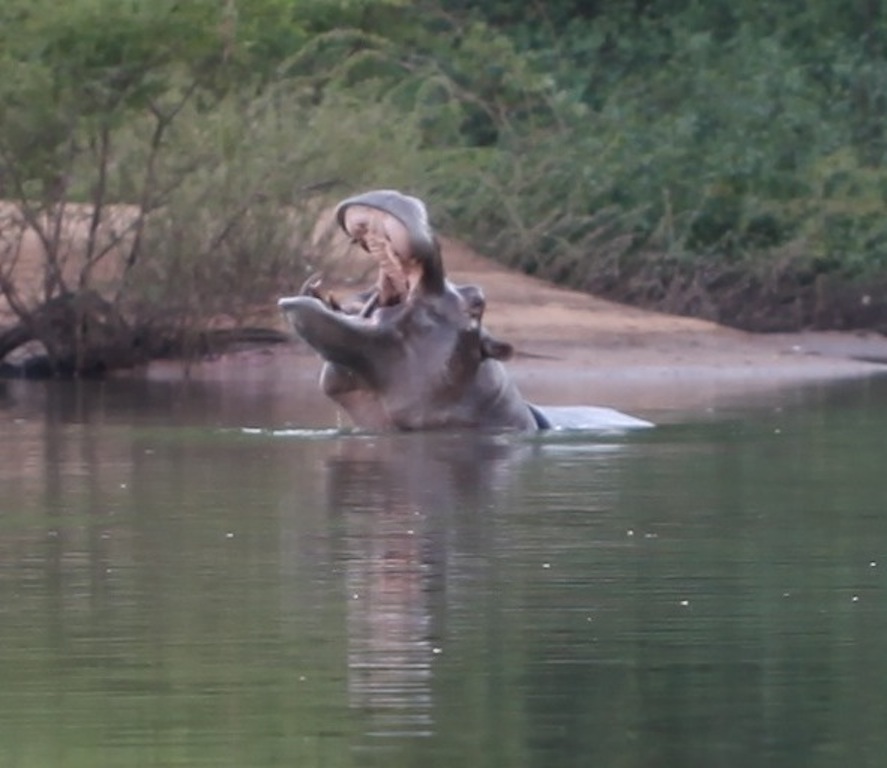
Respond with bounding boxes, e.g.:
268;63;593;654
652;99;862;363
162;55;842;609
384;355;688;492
1;376;886;767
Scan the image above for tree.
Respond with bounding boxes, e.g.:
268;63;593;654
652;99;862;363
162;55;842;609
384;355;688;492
0;0;420;375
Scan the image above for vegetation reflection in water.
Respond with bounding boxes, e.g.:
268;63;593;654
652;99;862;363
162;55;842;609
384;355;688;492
0;377;886;767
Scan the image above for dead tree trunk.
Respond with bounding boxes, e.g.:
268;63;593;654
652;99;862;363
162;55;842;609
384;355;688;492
0;291;141;377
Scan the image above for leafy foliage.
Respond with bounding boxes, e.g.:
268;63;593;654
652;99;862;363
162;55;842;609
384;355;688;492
3;0;887;375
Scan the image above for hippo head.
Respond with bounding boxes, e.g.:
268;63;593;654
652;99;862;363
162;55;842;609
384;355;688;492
278;190;534;430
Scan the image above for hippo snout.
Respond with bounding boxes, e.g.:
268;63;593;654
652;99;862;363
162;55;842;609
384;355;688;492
278;295;318;323
278;295;313;333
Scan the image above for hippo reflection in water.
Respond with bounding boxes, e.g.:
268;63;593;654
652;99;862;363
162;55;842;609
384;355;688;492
278;190;652;432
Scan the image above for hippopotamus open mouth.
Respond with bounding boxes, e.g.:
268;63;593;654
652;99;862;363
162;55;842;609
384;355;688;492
279;190;538;430
334;189;445;313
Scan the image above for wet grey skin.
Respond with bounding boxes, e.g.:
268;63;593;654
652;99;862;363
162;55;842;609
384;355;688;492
279;189;653;432
280;189;539;431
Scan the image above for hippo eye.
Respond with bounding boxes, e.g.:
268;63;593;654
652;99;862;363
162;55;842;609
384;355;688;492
465;295;485;320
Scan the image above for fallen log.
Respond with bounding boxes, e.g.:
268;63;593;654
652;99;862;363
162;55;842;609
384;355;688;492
0;291;291;378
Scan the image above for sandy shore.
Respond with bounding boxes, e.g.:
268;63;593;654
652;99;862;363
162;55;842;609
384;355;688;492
424;239;883;413
173;238;887;422
6;206;884;420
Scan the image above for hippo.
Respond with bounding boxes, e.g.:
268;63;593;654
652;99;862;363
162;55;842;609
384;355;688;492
279;190;652;432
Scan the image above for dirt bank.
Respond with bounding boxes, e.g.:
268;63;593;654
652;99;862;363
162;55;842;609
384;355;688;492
6;201;886;413
187;236;887;421
444;238;887;361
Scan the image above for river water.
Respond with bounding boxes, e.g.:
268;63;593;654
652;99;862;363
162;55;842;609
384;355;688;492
1;366;886;768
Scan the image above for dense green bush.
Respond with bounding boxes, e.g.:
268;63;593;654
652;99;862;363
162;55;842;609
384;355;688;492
433;1;887;328
3;0;887;375
0;0;437;372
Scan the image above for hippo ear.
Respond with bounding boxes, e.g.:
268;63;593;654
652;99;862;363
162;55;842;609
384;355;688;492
481;335;514;361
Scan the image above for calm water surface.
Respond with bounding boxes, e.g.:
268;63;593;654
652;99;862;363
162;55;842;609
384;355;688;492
1;373;886;768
